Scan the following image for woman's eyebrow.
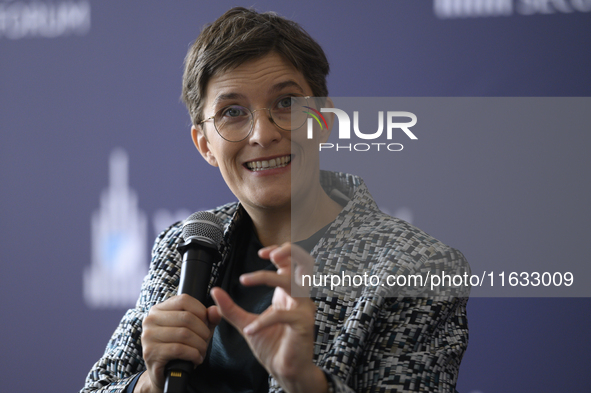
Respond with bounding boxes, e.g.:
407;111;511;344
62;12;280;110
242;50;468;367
269;80;305;94
212;81;304;107
213;92;246;107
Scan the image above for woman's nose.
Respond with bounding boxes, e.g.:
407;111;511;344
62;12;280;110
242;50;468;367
248;110;283;147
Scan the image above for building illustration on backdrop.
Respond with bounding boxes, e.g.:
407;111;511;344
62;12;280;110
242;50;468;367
84;148;148;309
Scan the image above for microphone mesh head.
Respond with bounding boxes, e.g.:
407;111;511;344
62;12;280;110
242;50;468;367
181;211;224;246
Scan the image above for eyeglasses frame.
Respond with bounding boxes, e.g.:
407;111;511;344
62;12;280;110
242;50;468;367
198;94;312;142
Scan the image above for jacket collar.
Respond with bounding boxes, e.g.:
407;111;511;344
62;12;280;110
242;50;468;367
215;170;380;253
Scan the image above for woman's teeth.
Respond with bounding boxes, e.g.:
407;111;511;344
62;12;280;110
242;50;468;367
246;155;291;171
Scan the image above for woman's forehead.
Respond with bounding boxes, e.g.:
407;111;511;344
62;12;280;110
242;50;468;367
205;53;311;104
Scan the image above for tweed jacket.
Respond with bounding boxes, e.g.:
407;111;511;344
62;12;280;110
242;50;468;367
82;171;469;393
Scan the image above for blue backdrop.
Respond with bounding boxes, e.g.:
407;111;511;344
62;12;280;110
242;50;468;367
1;1;590;392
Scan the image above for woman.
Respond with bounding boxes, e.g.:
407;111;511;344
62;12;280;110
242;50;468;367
82;7;469;393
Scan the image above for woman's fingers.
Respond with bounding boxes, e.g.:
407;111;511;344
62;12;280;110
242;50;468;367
240;270;291;289
144;325;209;352
288;244;315;277
267;243;292;267
141;293;217;390
147;309;209;334
144;297;212;342
154;293;208;320
207;305;223;327
143;327;208;362
243;303;315;335
262;243;315;276
253;243;314;298
210;287;257;332
257;244;279;259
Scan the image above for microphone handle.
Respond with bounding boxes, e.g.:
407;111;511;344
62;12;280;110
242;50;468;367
177;247;216;301
163;246;217;393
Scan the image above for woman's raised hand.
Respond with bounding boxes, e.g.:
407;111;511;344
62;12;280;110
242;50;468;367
210;243;328;393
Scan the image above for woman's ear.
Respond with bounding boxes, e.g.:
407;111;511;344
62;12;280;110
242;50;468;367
191;125;218;167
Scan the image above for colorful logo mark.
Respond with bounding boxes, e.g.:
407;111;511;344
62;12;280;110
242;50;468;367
303;106;328;130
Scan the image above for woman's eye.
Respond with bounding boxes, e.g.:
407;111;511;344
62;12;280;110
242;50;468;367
222;106;247;117
276;97;293;109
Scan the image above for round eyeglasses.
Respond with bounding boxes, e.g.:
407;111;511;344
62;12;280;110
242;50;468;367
199;94;311;142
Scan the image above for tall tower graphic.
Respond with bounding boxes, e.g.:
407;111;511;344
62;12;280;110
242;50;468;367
84;148;148;308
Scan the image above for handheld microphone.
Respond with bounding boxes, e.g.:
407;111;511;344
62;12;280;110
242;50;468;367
163;211;223;393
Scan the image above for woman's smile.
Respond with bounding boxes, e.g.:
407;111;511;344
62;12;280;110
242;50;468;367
244;154;292;172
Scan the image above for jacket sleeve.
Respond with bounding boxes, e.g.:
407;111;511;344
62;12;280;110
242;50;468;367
318;249;470;393
80;224;183;393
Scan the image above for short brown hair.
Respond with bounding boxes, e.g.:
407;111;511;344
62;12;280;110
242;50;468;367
181;7;330;127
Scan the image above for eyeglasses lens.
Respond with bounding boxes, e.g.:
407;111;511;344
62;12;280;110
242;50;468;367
214;95;309;142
